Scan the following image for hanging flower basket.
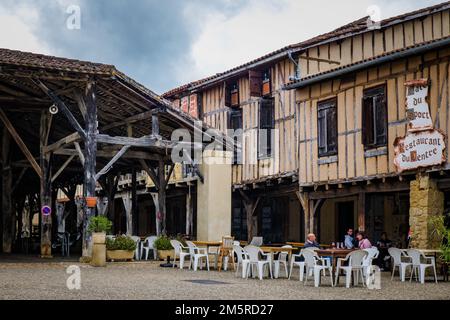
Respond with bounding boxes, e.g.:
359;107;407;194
85;197;97;208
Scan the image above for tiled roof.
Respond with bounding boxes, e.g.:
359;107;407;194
284;36;450;89
0;47;115;75
162;1;450;98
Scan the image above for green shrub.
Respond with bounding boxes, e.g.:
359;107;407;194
429;215;450;263
87;216;112;233
154;235;173;250
106;235;137;251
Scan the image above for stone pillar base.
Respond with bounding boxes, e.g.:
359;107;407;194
409;174;444;249
91;244;106;267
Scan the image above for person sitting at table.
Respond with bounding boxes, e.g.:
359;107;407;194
356;232;372;249
304;233;320;248
376;232;392;270
344;228;355;249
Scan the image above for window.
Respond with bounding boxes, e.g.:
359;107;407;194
226;81;239;107
362;86;387;150
317;98;338;157
258;98;275;159
229;108;243;164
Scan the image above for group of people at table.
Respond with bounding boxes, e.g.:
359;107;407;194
305;228;392;270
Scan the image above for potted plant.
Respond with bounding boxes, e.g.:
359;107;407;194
87;216;112;244
154;235;174;260
106;235;137;261
429;215;450;280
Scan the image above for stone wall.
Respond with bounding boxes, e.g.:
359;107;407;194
409;174;444;249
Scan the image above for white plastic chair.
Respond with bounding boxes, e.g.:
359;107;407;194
141;236;158;260
273;245;291;278
406;249;438;284
302;249;334;287
249;237;263;247
130;236;141;260
388;247;412;281
362;247;379;277
289;249;306;281
334;250;367;288
186;241;210;271
244;245;272;280
170;240;191;269
233;244;250;278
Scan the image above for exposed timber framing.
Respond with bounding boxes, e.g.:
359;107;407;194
0;109;42;177
94;145;130;181
39;110;52;257
44;132;81;154
2;127;13;253
33;79;87;140
81;79;97;258
239;190;261;241
51;155;76;183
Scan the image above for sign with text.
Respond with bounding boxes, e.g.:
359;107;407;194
405;79;432;131
394;130;446;172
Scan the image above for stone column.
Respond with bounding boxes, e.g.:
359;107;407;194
196;150;232;241
409;174;444;249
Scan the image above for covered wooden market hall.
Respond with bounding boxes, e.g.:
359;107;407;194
0;48;223;258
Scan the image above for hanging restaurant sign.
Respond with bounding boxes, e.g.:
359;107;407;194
393;129;446;173
393;79;446;173
405;79;433;132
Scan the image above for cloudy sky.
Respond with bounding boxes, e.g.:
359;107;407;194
0;0;444;94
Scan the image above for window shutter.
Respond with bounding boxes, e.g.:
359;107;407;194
249;70;262;97
375;94;387;145
327;106;337;154
318;109;326;155
362;96;374;146
225;82;231;107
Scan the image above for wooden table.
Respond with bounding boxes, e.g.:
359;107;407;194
316;249;354;272
192;241;222;248
287;242;332;249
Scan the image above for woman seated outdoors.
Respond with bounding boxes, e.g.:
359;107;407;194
356;232;372;249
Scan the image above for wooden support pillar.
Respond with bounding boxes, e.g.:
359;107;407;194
2;127;13;253
152;114;160;137
82;79;97;259
239;190;260;242
121;193;132;235
150;193;160;236
40;111;52;257
357;192;366;232
296;191;309;240
158;160;166;235
131;166;138;235
185;186;194;236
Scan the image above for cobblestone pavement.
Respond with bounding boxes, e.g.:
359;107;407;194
0;259;449;300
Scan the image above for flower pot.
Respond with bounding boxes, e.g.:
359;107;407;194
85;197;97;208
158;249;175;261
92;232;106;244
106;250;135;262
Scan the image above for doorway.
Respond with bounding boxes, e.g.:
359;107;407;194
336;201;355;243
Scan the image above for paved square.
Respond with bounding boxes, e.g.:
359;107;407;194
0;257;449;300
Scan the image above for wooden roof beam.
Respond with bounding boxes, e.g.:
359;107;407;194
0;109;42;178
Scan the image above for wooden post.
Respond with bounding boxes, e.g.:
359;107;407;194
358;192;366;232
158;160;166;235
2;127;13;253
150;193;160;236
185;187;194;236
239;190;260;242
131;166;138;235
81;79;97;259
40;111;52;257
295;191;310;241
152;114;160;137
